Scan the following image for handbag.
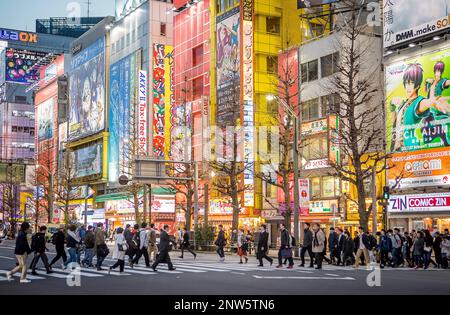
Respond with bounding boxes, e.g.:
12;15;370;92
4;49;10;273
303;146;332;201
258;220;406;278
281;248;292;259
424;246;432;252
118;242;127;252
97;244;110;257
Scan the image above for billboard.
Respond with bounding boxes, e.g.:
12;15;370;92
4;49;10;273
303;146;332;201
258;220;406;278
383;0;450;48
109;52;138;183
68;37;105;140
71;142;102;179
171;102;192;162
4;48;46;84
388;192;450;212
151;195;175;213
37;98;54;141
386;47;450;154
216;6;240;126
152;44;174;157
138;70;147;155
115;0;146;19
388;147;450;188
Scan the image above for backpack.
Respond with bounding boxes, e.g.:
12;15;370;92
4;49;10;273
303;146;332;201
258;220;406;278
31;234;38;252
131;232;140;250
51;232;58;245
289;234;296;247
369;234;377;250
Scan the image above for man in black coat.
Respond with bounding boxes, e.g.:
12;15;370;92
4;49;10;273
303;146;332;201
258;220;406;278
179;228;196;259
30;226;52;275
335;227;345;265
215;225;226;261
276;223;294;268
49;225;67;268
328;227;337;264
257;224;273;267
299;223;314;267
151;225;176;271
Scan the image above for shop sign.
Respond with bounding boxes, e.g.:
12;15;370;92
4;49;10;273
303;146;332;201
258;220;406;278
309;200;337;214
389;193;450;212
303;158;330;170
138;70;148;155
301;118;327;136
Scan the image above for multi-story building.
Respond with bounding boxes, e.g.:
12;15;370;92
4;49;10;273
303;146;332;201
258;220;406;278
383;0;450;232
36;17;105;38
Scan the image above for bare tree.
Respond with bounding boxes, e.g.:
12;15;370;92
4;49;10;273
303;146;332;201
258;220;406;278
256;49;300;231
0;163;21;237
35;141;56;224
54;150;76;224
325;0;386;231
209;75;251;231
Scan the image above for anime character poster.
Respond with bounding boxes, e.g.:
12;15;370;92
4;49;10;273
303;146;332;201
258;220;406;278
108;52;137;183
5;48;46;84
216;7;240;126
68;37;105;141
170;102;192;163
72;143;103;179
37;98;54;141
386;47;450;153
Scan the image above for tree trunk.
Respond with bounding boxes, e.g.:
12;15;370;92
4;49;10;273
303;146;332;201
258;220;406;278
185;192;192;230
356;173;369;231
134;192;140;224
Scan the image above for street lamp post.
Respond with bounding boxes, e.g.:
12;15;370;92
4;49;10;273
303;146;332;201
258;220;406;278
268;95;301;257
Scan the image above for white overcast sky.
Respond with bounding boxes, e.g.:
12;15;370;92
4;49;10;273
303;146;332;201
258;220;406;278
0;0;115;32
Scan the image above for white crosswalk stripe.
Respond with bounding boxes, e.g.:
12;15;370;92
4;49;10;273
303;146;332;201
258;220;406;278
0;269;45;280
50;268;103;277
30;269;71;278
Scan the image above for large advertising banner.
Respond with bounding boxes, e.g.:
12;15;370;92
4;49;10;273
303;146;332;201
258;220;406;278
388;192;450;212
383;0;450;48
37;98;54;141
216;6;240;126
171;102;192;162
152;44;174;157
151;195;175;213
388;147;450;188
71;142;103;179
386;48;450;154
5;48;46;84
69;37;105;140
109;52;137;183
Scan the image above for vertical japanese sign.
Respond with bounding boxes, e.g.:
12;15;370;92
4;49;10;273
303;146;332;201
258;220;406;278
242;0;254;207
138;70;148;155
164;46;174;160
152;44;174;157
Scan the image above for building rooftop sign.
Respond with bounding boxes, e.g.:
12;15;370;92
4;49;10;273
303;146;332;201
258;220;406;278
0;28;38;44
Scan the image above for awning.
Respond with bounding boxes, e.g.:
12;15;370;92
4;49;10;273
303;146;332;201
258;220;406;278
95;187;175;203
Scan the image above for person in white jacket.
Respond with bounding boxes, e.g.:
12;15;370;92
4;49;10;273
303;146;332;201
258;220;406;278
109;227;127;274
440;236;450;269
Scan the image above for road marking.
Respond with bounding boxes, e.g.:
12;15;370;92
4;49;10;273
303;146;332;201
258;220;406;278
31;269;72;279
131;265;183;274
325;273;340;277
0;276;9;281
294;270;314;274
0;269;45;280
79;267;132;276
252;275;355;280
50;268;103;277
0;255;14;260
230;272;246;275
174;263;230;272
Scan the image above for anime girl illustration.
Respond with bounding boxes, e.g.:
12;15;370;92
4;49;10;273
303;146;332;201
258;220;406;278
390;63;450;152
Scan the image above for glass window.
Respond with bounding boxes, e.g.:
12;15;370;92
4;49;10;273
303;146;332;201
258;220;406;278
303;134;327;161
192;76;203;100
266;17;281;34
302;98;319;121
321;94;340;116
301;60;318;83
267;56;278;74
160;23;166;36
12;126;17;132
310;22;325;37
322;176;335;198
192;45;203;67
311;177;321;199
320;52;339;78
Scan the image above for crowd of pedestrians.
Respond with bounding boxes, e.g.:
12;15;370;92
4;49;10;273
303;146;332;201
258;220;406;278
3;220;449;283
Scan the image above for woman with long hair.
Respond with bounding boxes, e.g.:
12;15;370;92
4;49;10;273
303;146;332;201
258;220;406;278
237;229;248;264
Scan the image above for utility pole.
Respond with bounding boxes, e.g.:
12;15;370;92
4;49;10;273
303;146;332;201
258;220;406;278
293;115;300;257
372;164;378;234
204;183;209;227
148;184;152;224
86;0;91;18
143;184;148;223
193;161;199;231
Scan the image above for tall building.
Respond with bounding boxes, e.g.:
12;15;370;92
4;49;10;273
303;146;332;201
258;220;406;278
36;17;105;38
383;0;450;232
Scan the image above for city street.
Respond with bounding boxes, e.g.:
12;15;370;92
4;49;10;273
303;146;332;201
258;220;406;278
0;241;449;295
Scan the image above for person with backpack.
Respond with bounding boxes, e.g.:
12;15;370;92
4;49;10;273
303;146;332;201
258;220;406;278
379;229;392;268
299;223;314;267
30;226;52;275
131;222;150;267
6;222;32;283
276;223;294;269
215;225;226;262
388;229;402;267
94;223;108;271
312;224;326;270
179;227;196;259
81;225;95;268
237;229;248;264
108;227;127;274
62;225;82;270
49;225;67;268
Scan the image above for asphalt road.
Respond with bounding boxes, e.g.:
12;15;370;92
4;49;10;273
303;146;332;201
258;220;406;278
0;241;449;295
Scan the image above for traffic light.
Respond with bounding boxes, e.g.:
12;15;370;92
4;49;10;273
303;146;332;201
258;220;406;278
382;186;390;200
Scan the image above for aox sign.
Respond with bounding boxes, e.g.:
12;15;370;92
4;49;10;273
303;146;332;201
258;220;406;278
0;28;38;43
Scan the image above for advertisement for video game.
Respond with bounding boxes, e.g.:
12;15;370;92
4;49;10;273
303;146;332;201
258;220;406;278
68;37;105;140
71;142;103;179
386;47;450;154
4;48;46;84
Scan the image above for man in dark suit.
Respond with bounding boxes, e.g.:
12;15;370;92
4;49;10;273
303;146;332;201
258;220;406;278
276;223;294;269
328;227;337;264
215;225;226;262
151;225;176;272
257;224;273;267
335;227;345;265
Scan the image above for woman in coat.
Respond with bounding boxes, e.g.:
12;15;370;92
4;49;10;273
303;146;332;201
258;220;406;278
6;222;32;283
109;227;127;273
312;224;325;270
423;229;437;269
237;229;248;264
412;231;425;270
